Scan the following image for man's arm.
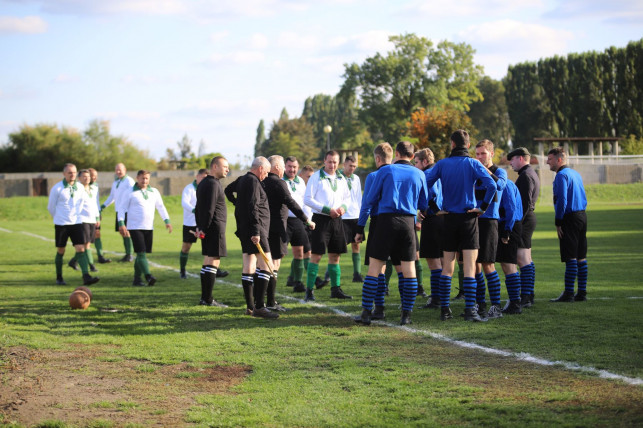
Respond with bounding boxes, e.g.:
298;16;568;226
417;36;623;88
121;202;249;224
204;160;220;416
196;180;215;231
224;177;239;205
278;180;310;224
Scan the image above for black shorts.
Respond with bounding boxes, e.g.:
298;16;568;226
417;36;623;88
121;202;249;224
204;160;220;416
114;213;127;231
82;223;96;244
419;214;443;259
496;221;521;264
519;210;537;249
310;214;347;255
442;213;479;252
201;225;227;258
183;225;198;244
559;211;587;262
477;218;498;263
129;229;153;253
287;217;310;252
237;232;270;255
55;224;85;248
369;214;416;263
364;216;377;266
268;232;288;260
343;218;360;245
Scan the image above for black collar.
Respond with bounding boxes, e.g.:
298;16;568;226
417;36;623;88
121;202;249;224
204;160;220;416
394;159;412;165
449;147;470;157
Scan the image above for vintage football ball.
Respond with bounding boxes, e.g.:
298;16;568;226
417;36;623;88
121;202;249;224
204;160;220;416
69;290;91;310
74;286;93;300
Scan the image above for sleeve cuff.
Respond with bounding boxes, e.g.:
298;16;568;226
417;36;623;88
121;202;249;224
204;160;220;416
118;220;125;227
428;199;440;214
164;219;171;225
555;218;563;226
322;205;331;215
480;202;489;212
356;225;365;235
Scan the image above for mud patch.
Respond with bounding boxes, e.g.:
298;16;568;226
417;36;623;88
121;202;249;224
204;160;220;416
0;346;251;426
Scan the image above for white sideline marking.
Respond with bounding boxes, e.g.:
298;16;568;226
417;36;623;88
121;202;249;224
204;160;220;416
0;227;13;233
8;227;643;386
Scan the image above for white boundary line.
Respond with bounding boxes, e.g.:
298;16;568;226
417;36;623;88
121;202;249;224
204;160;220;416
3;227;642;386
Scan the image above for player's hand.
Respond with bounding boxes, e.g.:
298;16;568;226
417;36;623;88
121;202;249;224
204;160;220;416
251;235;260;245
306;220;316;230
118;225;128;237
355;233;364;243
329;208;339;219
166;223;172;233
95;221;100;228
415;222;422;231
467;208;483;217
436;210;449;216
556;225;563;240
417;211;425;221
501;237;509;244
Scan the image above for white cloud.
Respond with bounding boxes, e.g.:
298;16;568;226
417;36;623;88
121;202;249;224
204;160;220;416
401;0;543;18
205;50;266;65
543;0;643;23
249;33;269;49
0;15;48;34
277;31;319;50
210;31;229;43
52;74;79;84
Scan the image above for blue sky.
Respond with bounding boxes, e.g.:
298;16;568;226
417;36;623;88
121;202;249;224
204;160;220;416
1;0;641;166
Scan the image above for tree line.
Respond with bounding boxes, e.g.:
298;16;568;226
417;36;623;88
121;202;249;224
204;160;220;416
256;35;642;167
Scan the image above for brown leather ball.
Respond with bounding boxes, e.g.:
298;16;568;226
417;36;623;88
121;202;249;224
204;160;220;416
69;290;91;310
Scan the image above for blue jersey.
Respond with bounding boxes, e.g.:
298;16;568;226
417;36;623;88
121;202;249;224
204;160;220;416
362;160;428;218
476;165;507;220
553;166;587;225
499;180;523;233
424;150;496;214
424;168;443;215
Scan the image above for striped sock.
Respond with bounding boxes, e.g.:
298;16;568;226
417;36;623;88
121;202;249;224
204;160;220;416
530;262;536;296
361;275;378;310
253;269;271;309
577;260;588;293
463;277;477;309
241;273;254;309
430;269;441;299
397;271;404;301
564;260;578;293
440;275;452;308
475;272;486;304
401;277;418;311
486;270;502;306
520;263;535;296
505;272;521;302
201;265;217;303
375;273;386;307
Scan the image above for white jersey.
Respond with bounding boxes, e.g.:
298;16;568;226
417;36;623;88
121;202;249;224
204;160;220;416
303;169;351;216
47;180;88;226
342;173;362;220
103;175;136;214
181;181;198;227
79;184;100;224
118;185;170;230
284;176;312;219
90;183;100;214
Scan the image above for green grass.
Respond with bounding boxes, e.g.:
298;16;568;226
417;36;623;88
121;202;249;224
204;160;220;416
0;183;642;426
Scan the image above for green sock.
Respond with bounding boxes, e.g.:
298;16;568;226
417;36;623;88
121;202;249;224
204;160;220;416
55;253;63;278
328;263;341;287
137;252;151;276
76;251;89;274
180;251;189;271
134;258;141;279
352;252;361;274
385;260;393;285
303;257;310;271
415;259;423;287
289;258;295;278
306;262;319;290
86;249;95;266
124;236;133;255
293;258;305;282
95;238;104;257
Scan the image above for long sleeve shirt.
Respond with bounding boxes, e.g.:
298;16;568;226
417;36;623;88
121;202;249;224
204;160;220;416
498;180;523;238
79;184;100;224
303;169;350;216
357;168;383;227
230;172;270;238
476;165;507;220
342;172;362;220
553;166;587;226
424;148;496;214
284;176;311;219
182;181;198;227
102;175;136;214
515;164;540;217
362;160;428;218
195;176;227;233
48;179;88;226
264;173;309;240
118;185;170;230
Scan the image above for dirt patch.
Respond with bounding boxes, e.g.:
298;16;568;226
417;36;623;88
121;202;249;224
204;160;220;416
0;346;251;426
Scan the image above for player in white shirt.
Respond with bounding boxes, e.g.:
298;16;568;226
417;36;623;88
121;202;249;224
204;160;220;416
118;170;172;286
67;169;101;273
47;163;100;286
340;155;364;283
101;163;136;262
87;168;111;264
179;169;208;278
303;150;353;301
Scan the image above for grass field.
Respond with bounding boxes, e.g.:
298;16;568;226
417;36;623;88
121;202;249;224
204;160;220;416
1;183;642;427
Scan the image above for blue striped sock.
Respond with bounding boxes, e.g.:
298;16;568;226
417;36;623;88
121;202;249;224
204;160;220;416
463;277;477;309
375;273;386;307
520;263;535;296
475;272;486;304
430;269;441;298
397;271;404;301
486;270;502;305
401;277;418;311
440;275;452;308
361;275;378;310
564;260;578;293
577;260;588;292
530;262;536;296
505;272;521;302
